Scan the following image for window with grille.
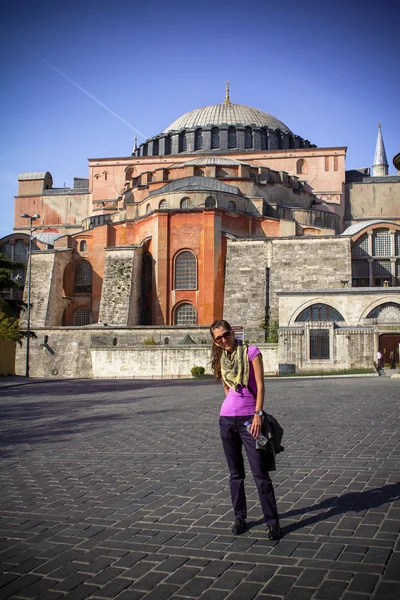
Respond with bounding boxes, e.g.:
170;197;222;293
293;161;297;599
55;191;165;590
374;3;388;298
228;127;236;148
180;132;187;152
366;302;400;319
211;127;220;149
352;234;369;257
227;201;236;212
180;197;193;209
396;232;400;255
73;308;91;326
80;240;87;252
373;260;391;276
373;229;391;256
205;196;216;208
310;329;329;359
14;240;27;262
74;259;92;294
195;129;203;150
1;242;12;258
175;251;197;290
159;199;168;210
174;303;197;325
295;303;344;322
260;129;267;150
245;127;253;148
352;260;369;286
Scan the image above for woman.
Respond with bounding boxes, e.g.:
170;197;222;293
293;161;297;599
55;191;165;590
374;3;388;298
210;319;280;540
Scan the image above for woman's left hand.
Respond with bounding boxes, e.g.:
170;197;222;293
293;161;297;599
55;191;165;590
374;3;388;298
250;414;262;438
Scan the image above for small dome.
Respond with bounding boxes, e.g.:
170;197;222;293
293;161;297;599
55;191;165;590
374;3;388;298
164;103;292;134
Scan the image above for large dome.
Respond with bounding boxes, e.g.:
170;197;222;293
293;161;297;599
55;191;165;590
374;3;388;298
164;103;292;134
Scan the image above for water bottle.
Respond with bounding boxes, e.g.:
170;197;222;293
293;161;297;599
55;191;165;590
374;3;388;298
244;421;268;446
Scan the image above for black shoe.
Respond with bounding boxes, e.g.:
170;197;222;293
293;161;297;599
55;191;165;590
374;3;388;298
267;524;281;540
231;518;247;535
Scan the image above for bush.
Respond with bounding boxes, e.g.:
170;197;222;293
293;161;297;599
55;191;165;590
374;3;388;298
143;337;157;345
191;366;205;378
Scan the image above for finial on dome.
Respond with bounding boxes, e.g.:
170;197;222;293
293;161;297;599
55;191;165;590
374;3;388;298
224;81;231;104
378;121;381;129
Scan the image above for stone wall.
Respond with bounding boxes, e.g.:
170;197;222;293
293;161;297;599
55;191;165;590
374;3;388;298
345;178;400;224
223;240;268;343
15;327;279;379
20;249;73;328
98;247;143;325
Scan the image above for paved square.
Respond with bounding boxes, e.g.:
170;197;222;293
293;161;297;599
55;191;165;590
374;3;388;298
0;376;399;600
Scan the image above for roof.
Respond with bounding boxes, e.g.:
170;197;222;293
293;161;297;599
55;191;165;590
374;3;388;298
32;232;64;244
148;176;242;197
18;172;49;180
373;124;388;168
341;220;400;236
163;103;292;134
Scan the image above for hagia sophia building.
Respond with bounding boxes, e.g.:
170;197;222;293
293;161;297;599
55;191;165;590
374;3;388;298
2;84;400;378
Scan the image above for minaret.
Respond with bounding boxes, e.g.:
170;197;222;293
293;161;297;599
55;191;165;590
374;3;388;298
224;81;231;105
372;123;389;177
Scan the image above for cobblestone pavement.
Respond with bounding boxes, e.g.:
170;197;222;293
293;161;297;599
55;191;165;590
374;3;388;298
0;377;399;600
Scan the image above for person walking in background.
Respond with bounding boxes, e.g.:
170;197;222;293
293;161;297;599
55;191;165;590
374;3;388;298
377;350;384;369
209;319;281;540
390;350;396;369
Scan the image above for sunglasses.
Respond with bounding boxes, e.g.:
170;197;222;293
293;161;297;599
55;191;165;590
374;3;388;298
214;331;232;343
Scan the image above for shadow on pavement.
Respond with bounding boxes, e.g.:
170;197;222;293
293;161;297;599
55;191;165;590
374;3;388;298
281;482;400;534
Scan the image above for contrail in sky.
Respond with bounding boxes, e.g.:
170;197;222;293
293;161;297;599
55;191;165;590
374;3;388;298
1;29;148;140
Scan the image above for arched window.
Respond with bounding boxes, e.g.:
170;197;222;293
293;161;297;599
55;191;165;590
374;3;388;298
164;136;171;155
174;303;197;325
74;259;92;294
295;303;345;322
373;229;391;256
228;127;236;149
0;241;12;258
180;131;187;152
180;197;193;209
103;172;108;181
296;159;307;175
73;308;91;326
227;200;236;212
152;139;159;155
260;129;267;150
94;174;100;180
366;302;400;319
159;199;168;210
245;127;253;148
211;127;220;149
352;234;369;257
146;203;151;214
125;167;134;180
195;129;203;150
80;240;87;252
175;251;197;290
14;240;27;262
205;196;216;208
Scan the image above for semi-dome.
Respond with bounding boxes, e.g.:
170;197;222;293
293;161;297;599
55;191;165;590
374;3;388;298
164;103;292;134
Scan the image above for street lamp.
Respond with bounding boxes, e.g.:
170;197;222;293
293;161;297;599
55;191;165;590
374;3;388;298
21;213;40;377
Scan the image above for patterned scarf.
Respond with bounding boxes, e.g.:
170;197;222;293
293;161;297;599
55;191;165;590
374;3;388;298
220;340;249;391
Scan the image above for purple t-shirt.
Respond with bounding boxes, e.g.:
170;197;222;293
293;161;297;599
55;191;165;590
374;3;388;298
220;346;261;416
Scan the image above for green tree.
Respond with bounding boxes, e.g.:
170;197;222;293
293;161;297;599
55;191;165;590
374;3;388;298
0;253;27;344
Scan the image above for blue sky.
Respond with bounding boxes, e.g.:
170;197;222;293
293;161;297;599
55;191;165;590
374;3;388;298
0;0;398;236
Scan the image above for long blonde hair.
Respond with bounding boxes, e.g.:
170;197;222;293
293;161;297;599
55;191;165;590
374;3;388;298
210;319;232;381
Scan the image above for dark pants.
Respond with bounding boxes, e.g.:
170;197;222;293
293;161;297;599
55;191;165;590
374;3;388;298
219;415;279;526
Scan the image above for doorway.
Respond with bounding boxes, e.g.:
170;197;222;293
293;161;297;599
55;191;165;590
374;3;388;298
379;334;400;366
